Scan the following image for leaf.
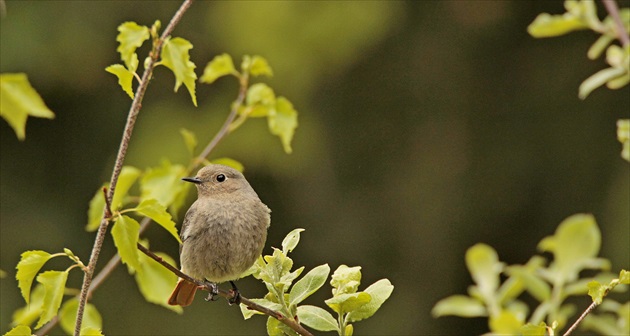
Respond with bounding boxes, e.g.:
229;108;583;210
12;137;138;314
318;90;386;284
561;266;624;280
538;213;602;282
80;327;104;336
199;53;236;84
431;295;487;317
59;298;102;335
520;322;548;336
111;215;141;273
4;325;31;336
179;128;197;155
249;55;273;77
325;292;371;314
239;298;283;320
505;265;551;302
133;198;181;243
588;34;615;60
106;64;135;99
140;161;187;208
11;284;45;327
297;305;338;332
281;228;305;254
16;250;52;304
587;280;607;304
111;166;142;211
331;265;362;296
266;316;284;336
289;264;330;306
620;269;630;284
116;22;149;70
489;310;523;334
465;243;503;301
347;279;394;322
35;270;69;329
247;83;276;107
617;119;630;162
161;37;197;106
527;12;588;38
209;157;244;172
135;248;182;313
578;67;626;99
0;73;55;140
268;97;298;154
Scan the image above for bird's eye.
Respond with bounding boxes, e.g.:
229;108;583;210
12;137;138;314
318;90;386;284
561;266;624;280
215;174;227;182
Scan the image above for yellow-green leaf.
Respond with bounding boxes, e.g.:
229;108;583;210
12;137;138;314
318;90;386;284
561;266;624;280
331;265;362;296
617;119;629;162
1;73;55;140
35;270;69;329
579;67;626;99
106;64;135;99
133;198;181;243
209;157;244;172
141;161;187;208
347;279;394;322
111;165;142;211
135;248;182;313
325;292;371;314
16;250;51;304
281;228;305;254
11;283;45;327
527;13;588;38
297;305;338;332
289;264;330;306
80;327;104;336
59;298;102;335
4;325;31;336
199;53;236;84
111;215;141;273
249;55;273;77
161;37;197;106
268;97;298;154
466;243;503;301
431;295;487;318
86;183;107;232
489;310;523;334
520;322;548;336
116;22;149;70
179;128;197;155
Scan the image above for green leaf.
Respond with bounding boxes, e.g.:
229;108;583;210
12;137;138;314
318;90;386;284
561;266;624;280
112;165;141;211
325;292;371;315
239;298;283;320
16;250;52;304
80;327;104;336
331;265;362;296
587;280;607;304
431;295;487;317
199;53;236;84
465;243;503;301
4;325;31;336
266;316;283;336
538;213;602;282
620;269;630;284
617;119;630;162
116;22;149;70
179;128;197;155
347;279;394;322
249;55;273;77
289;264;330;306
59;298;102;335
588;34;615;60
133;198;181;243
345;324;354;336
505;265;551;302
161;37;197;106
527;12;588;38
268;97;298;154
209;157;244;172
111;215;141;273
11;284;45;327
520;322;548;336
282;228;305;254
1;73;55;140
106;64;135;99
86;184;106;232
489;310;523;334
579;67;626;99
297;305;338;332
247;83;276;107
135;248;182;313
140;161;187;208
35;270;69;329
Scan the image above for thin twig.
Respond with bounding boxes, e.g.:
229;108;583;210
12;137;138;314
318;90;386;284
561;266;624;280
563;301;599;336
602;0;630;47
136;244;314;336
73;1;194;335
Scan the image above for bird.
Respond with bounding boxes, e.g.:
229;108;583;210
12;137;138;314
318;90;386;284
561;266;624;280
168;164;270;306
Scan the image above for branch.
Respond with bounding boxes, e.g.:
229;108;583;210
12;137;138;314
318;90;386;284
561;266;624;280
137;244;314;336
562;301;599;336
602;0;630;47
73;1;194;335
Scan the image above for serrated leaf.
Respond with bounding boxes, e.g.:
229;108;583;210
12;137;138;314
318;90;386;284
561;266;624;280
140;161;187;208
135;249;182;313
106;64;135;99
587;280;606;304
116;22;149;70
431;295;487;317
331;265;362;296
527;13;588;37
59;298;102;335
249;56;273;77
199;53;236;84
112;215;141;273
1;73;55;140
466;243;503;301
325;292;371;314
347;279;394;322
4;325;31;336
297;305;338;332
179;128;197;155
282;228;305;254
289;264;330;306
209;157;244;172
16;250;52;304
161;37;197;106
133;198;181;243
268;97;298;154
35;270;69;329
579;67;626;99
11;283;45;327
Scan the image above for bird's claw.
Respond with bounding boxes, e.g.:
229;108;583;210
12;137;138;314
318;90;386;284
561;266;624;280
203;281;219;302
228;281;241;305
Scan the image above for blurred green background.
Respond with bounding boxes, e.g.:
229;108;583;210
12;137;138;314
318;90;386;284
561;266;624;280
1;1;629;335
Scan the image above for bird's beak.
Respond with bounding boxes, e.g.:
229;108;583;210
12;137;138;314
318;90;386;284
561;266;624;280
182;177;202;184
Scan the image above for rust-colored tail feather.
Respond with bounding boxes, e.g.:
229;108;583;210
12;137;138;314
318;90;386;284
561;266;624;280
168;279;197;306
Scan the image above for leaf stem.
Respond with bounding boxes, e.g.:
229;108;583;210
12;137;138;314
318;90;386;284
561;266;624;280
72;1;194;335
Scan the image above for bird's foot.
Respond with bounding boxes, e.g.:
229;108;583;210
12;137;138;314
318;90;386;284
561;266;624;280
228;281;241;305
203;281;219;302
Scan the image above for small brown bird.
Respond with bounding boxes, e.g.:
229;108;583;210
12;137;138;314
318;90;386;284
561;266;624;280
168;164;270;306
